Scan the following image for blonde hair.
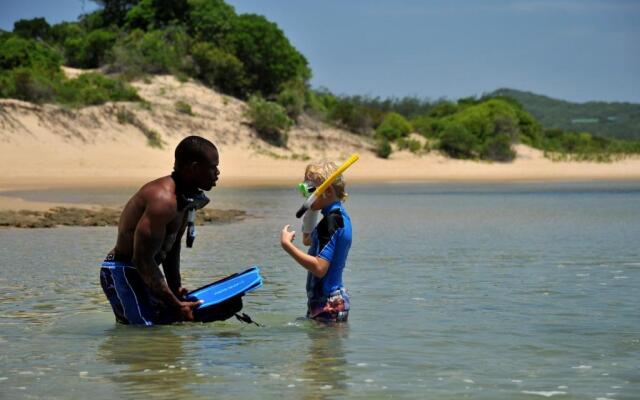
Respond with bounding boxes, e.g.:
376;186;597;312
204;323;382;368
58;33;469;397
305;160;348;201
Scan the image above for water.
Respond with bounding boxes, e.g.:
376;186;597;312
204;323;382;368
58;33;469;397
1;182;639;399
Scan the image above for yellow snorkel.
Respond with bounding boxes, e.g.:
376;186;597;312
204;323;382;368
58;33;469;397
295;153;360;218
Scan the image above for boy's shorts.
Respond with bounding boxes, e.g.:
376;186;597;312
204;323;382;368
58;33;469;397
100;255;174;326
307;288;349;322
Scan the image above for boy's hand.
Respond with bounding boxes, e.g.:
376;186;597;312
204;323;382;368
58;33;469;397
281;224;296;249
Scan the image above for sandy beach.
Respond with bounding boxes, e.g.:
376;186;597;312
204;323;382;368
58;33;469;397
2;74;640;211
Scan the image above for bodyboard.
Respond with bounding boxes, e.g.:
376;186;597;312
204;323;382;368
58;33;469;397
186;266;262;322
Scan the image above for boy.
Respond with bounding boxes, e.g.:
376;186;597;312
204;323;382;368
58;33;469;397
280;161;353;322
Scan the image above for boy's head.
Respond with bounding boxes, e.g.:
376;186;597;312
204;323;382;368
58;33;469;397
174;135;219;191
304;160;348;203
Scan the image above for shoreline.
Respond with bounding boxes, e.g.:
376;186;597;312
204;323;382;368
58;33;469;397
2;172;639;212
2;74;640;210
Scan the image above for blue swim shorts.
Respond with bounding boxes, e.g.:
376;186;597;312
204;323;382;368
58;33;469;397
99;255;174;326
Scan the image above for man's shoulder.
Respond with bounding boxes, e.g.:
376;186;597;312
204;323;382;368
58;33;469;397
139;176;177;213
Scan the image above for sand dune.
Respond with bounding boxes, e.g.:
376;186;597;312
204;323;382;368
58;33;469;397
1;73;639;210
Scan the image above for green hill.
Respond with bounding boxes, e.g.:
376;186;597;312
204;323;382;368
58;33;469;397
490;88;640;141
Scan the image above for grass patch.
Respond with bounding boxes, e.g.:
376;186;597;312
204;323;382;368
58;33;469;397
175;100;193;115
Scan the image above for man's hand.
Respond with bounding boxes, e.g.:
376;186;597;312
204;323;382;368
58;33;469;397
177;287;190;300
281;224;296;249
174;300;203;322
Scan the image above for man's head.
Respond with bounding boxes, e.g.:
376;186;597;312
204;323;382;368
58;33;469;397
304;160;347;209
174;136;219;191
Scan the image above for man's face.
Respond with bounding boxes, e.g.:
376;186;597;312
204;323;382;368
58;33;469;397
194;149;220;191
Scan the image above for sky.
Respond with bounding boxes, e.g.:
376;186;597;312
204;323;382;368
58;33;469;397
1;0;639;103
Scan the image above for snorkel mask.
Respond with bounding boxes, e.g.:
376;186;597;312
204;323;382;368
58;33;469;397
295;154;359;218
297;181;317;198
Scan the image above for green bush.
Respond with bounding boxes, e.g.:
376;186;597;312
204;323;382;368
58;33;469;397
480;134;516;161
439;123;479;159
376;112;412;141
56;73;140;106
276;79;306;120
246;95;292;147
442;99;527;141
304;90;328;119
407;138;422;153
0;67;57;103
191;42;247;96
175;100;193;115
0;36;61;73
429;101;458;117
0;67;140;107
397;137;423;153
328;99;373;135
515;107;542;146
376;138;392;159
411;115;441;138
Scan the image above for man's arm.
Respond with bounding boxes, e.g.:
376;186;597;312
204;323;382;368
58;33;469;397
133;199;199;320
281;225;330;278
163;223;187;297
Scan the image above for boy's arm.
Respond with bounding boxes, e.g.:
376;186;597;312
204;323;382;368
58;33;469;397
281;225;330;278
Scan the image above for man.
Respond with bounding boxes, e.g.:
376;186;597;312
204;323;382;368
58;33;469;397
100;135;220;325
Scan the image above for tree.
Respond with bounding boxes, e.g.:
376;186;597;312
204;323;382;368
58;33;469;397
125;0;189;29
64;29;117;68
227;14;310;97
187;0;236;46
191;42;248;96
13;18;51;41
91;0;140;26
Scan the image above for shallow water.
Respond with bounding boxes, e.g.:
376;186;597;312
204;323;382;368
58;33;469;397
1;182;639;399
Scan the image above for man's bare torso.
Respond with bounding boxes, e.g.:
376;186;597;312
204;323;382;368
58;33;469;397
111;176;186;263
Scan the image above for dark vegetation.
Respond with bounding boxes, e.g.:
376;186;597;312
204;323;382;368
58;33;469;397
0;33;139;106
1;1;639;159
305;92;640;161
491;88;640;141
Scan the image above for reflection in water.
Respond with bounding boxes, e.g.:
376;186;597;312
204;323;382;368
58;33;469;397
301;322;350;400
98;326;206;399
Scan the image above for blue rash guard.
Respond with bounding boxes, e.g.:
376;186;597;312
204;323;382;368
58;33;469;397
306;201;352;321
